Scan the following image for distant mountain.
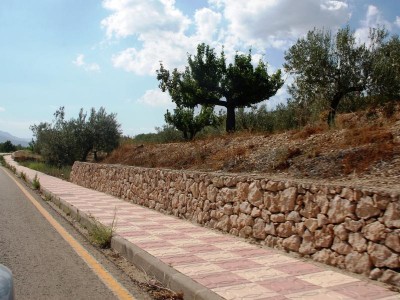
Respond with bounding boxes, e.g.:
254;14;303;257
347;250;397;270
0;130;30;147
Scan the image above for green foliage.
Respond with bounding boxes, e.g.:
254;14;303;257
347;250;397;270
368;31;400;99
30;107;121;166
165;105;222;140
0;140;17;152
20;172;27;182
285;26;400;127
0;155;4;166
133;125;184;144
32;174;40;190
157;43;283;132
19;160;71;180
88;213;116;249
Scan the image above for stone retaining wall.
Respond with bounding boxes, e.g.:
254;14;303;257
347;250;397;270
71;162;400;286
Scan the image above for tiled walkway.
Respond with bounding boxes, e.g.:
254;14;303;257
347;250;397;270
4;156;400;300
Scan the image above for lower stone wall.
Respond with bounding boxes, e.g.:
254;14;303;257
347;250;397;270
71;162;400;286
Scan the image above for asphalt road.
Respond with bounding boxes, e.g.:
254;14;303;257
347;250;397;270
0;167;147;300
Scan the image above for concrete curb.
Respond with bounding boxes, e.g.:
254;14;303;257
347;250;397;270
111;236;223;300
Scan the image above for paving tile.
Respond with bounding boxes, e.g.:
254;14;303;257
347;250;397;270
182;244;221;253
215;258;264;271
259;276;319;295
199;235;234;243
212;283;281;300
192;271;250;289
160;254;205;266
232;267;289;282
134;240;172;249
285;288;354;300
145;247;189;257
230;247;275;258
217;241;258;251
329;281;400;300
174;262;225;276
297;270;360;288
196;250;241;262
251;254;299;266
271;261;323;276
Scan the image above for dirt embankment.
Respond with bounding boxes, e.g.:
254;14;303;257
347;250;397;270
104;106;400;191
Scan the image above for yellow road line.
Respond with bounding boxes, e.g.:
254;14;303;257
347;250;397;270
2;168;135;300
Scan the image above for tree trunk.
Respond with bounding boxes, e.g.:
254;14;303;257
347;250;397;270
327;92;343;127
226;105;236;132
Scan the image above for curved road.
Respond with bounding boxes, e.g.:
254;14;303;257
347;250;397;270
0;167;146;300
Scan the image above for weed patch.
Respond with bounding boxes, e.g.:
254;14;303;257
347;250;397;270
32;174;40;190
88;211;117;249
20;171;27;182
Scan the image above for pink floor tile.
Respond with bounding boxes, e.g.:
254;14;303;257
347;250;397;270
199;236;233;243
134;240;173;249
216;258;264;271
259;276;319;295
192;271;250;289
160;254;205;266
271;261;323;276
230;247;275;258
329;281;400;300
182;244;221;253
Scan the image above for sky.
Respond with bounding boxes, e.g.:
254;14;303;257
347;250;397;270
0;0;399;139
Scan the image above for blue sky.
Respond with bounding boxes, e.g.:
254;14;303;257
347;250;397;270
0;0;399;139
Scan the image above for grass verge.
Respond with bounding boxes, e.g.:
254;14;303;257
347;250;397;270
18;161;71;181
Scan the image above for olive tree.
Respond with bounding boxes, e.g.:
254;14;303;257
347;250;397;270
31;107;121;165
157;43;283;132
284;26;371;126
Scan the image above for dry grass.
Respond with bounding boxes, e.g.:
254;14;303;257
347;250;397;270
292;123;327;140
103;104;400;182
342;125;394;147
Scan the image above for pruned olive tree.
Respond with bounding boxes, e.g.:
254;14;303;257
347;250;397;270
31;107;121;165
157;43;283;132
284;26;371;126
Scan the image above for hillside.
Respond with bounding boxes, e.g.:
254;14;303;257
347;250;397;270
0;130;30;147
104;105;400;192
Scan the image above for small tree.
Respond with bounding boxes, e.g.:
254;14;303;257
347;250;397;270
157;43;283;132
284;26;370;126
165;105;221;140
31;107;121;165
0;140;17;152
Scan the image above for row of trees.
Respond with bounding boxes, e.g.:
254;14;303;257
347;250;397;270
31;107;121;166
158;26;400;139
0;140;18;152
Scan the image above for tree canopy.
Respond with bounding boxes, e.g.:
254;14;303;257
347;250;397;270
31;107;121;165
157;43;283;132
284;26;399;126
164;105;221;140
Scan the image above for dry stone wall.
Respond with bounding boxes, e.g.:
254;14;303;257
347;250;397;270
71;162;400;286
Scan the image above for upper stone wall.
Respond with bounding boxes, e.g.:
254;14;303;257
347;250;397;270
70;161;400;287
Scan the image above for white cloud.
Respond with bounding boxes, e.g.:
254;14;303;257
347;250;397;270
103;0;351;75
355;5;392;45
194;8;222;43
395;16;400;28
218;0;350;49
137;89;172;107
73;54;101;72
0;107;5;112
101;0;191;39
